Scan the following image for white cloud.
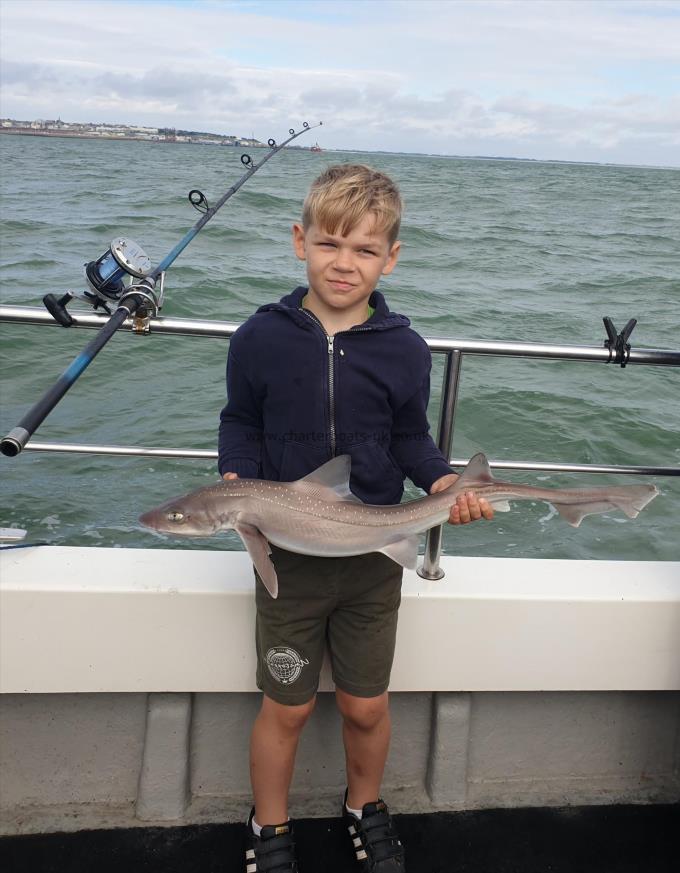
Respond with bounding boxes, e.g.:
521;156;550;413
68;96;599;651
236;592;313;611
1;0;678;165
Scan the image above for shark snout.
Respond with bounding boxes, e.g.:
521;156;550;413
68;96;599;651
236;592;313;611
138;501;220;537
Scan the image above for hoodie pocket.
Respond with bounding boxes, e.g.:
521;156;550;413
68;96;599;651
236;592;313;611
348;441;404;504
279;439;332;483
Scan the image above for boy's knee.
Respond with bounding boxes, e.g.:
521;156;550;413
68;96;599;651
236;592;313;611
261;694;316;734
336;690;388;732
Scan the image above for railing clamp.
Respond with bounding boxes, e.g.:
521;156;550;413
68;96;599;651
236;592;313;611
603;316;637;367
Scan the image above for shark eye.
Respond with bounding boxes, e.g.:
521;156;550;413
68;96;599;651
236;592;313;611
167;511;185;523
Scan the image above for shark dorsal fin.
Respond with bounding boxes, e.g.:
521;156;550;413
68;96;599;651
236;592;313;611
457;452;494;486
292;455;362;503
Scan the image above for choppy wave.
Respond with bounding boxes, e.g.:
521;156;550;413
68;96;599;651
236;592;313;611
0;134;678;561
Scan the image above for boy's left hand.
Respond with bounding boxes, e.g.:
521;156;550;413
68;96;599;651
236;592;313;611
430;473;494;525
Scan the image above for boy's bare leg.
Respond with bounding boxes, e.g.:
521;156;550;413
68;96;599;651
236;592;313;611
250;694;316;826
336;688;391;809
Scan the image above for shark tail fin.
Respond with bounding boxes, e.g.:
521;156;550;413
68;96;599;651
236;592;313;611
553;485;659;528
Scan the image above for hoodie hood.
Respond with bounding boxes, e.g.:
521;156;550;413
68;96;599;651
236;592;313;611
256;286;410;331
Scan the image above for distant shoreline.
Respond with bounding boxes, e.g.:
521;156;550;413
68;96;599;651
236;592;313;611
0;128;267;146
1;128;675;171
1;127;159;143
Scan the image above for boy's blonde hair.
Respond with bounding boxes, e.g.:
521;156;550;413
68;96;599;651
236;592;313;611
302;164;402;245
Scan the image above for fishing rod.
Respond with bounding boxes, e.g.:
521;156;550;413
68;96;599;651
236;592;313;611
1;121;322;458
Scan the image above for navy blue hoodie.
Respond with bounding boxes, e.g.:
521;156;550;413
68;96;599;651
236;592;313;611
218;286;452;505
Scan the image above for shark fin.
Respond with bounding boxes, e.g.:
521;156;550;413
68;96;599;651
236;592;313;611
378;535;420;570
457;453;494;487
292;455;362;503
553;485;659;528
553;503;593;528
489;499;511;512
234;522;279;598
615;485;659;518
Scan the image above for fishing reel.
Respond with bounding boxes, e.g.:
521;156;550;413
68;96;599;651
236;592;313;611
85;237;151;303
44;237;163;328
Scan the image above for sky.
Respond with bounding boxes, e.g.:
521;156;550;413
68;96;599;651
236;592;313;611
1;0;679;166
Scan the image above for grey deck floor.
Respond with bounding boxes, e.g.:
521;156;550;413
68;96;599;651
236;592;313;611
1;804;678;872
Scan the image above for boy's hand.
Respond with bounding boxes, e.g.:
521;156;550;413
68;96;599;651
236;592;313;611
430;473;494;525
223;472;239;480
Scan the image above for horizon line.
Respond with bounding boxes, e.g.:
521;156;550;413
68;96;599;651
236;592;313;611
1;118;677;172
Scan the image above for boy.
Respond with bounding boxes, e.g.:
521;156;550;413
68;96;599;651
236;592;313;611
218;164;492;872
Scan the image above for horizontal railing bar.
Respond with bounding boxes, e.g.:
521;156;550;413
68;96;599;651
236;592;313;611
431;338;680;365
0;305;241;339
21;441;680;476
24;442;218;459
459;458;680;476
2;305;679;365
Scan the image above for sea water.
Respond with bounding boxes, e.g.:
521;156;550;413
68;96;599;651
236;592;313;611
0;134;678;561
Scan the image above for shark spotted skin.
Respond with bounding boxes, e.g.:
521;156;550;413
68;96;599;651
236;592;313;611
139;453;659;598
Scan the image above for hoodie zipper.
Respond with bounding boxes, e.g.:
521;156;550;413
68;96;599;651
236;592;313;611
327;334;336;454
303;310;337;455
302;311;375;457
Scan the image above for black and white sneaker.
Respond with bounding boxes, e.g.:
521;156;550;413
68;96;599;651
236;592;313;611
245;808;298;873
343;790;405;871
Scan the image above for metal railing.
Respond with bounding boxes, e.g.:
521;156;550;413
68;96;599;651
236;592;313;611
2;305;680;364
2;304;680;578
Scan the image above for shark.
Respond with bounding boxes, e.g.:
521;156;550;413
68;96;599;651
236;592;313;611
138;453;659;599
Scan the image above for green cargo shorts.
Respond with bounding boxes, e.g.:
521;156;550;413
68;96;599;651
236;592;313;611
254;545;403;706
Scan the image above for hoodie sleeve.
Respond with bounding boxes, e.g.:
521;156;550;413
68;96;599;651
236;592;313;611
389;342;454;493
217;338;263;479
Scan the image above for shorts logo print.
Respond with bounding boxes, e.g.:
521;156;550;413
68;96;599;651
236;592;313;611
265;646;310;685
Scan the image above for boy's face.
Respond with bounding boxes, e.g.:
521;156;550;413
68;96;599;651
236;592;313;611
292;213;400;314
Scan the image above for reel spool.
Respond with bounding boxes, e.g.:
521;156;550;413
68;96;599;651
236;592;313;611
85;237;151;304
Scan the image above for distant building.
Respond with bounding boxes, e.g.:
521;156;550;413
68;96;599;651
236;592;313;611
0;117;262;147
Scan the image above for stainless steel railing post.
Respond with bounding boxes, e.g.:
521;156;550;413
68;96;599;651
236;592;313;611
418;350;463;580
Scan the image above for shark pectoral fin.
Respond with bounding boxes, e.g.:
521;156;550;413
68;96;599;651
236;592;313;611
378;535;420;570
490;499;511;512
234;522;279;599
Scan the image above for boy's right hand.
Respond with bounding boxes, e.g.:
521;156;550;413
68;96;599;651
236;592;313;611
223;472;239;480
